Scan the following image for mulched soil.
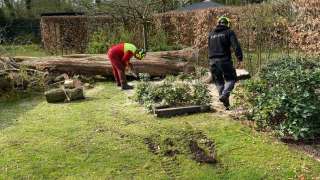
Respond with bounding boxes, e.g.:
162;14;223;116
281;138;320;161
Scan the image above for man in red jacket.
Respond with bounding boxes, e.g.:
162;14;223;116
107;43;146;90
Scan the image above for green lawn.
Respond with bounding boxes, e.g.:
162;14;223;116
0;83;319;179
0;44;48;57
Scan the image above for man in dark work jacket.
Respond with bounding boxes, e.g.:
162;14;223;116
208;16;243;110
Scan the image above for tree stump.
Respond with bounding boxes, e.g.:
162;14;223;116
45;87;85;103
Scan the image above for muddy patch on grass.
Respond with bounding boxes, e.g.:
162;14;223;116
143;129;216;179
188;130;217;164
144;137;181;157
163;138;180;157
144;129;216;164
144;137;160;154
189;138;216;163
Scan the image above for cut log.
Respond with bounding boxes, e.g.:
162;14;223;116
236;69;251;80
204;69;251;83
45;87;85;103
68;87;85;101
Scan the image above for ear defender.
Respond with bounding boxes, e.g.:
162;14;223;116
218;16;231;28
136;49;146;60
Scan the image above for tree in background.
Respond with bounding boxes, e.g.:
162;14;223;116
0;0;76;19
3;0;15;17
0;0;266;19
25;0;32;16
25;0;31;10
0;5;5;20
94;0;203;50
103;0;156;50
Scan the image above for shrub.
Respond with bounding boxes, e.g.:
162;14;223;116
13;33;39;45
86;30;108;54
149;28;183;52
87;27;134;54
191;80;212;105
87;26;183;54
234;57;320;140
133;74;212;112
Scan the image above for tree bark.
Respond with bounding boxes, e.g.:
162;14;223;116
19;57;194;77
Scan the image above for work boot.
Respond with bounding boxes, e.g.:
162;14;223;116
219;96;230;110
121;83;134;90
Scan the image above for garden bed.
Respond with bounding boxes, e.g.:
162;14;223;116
233;57;320;140
133;72;212;117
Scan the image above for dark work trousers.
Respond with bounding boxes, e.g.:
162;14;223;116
209;60;237;104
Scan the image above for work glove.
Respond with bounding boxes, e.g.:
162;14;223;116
131;71;138;79
237;61;243;69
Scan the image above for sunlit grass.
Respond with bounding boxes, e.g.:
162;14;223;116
0;83;319;179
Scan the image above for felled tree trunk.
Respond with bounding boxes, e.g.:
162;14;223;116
19;57;194;77
45;87;85;103
15;49;198;77
59;48;199;62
